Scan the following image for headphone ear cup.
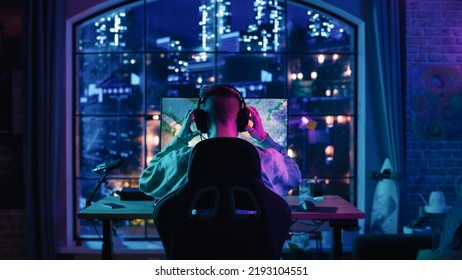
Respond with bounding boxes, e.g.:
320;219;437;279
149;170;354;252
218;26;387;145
237;107;250;132
194;109;208;133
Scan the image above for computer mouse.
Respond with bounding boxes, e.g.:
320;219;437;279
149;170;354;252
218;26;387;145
299;200;317;211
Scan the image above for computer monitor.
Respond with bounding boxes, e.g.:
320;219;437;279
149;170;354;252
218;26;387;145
160;97;288;149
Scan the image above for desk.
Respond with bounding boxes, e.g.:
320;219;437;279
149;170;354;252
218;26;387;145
78;195;364;260
284;195;365;259
78;196;154;260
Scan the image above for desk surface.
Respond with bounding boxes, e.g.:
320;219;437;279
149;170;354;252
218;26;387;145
78;196;154;220
78;195;364;221
285;195;365;220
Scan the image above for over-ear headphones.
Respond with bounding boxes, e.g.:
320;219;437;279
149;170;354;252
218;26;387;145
194;84;250;133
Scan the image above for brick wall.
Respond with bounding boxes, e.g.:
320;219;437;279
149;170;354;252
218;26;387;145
404;0;462;224
0;0;26;258
0;70;26;259
12;70;25;134
0;209;27;259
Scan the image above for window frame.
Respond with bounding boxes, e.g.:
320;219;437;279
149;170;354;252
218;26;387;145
66;0;366;242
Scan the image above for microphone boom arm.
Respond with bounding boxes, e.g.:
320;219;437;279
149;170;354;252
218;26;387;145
85;159;123;208
85;171;109;208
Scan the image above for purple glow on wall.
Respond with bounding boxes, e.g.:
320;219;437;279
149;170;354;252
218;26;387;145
410;65;462;140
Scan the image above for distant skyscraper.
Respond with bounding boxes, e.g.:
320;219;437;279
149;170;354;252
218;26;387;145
242;0;285;52
220;31;240;52
155;37;190;84
199;0;232;51
89;11;128;49
156;36;182;52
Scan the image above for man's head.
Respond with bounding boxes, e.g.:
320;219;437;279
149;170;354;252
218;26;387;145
194;84;249;135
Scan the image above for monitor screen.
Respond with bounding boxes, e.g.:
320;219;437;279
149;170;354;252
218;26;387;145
160;97;288;149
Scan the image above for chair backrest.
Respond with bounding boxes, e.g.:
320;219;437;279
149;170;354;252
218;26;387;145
153;137;292;260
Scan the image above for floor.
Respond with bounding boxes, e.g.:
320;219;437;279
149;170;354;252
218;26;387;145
57;231;357;260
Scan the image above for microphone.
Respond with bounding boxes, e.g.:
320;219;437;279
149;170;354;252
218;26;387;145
92;159;123;173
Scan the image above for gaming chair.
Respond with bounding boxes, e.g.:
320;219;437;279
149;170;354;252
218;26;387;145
153;137;292;260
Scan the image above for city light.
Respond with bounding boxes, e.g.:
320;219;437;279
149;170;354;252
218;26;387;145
325;116;334;127
310;71;318;80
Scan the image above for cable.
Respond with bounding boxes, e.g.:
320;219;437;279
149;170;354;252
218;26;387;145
90;220;103;241
291;219;327;233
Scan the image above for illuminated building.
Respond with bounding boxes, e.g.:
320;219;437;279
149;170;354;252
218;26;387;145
241;0;285;52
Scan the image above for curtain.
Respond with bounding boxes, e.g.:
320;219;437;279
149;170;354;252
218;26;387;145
366;0;405;232
24;0;66;259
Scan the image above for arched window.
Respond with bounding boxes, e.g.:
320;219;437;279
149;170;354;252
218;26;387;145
74;0;359;240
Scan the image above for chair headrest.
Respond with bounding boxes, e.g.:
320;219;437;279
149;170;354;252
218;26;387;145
187;138;262;185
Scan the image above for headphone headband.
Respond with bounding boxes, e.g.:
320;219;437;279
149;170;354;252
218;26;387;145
198;84;245;109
